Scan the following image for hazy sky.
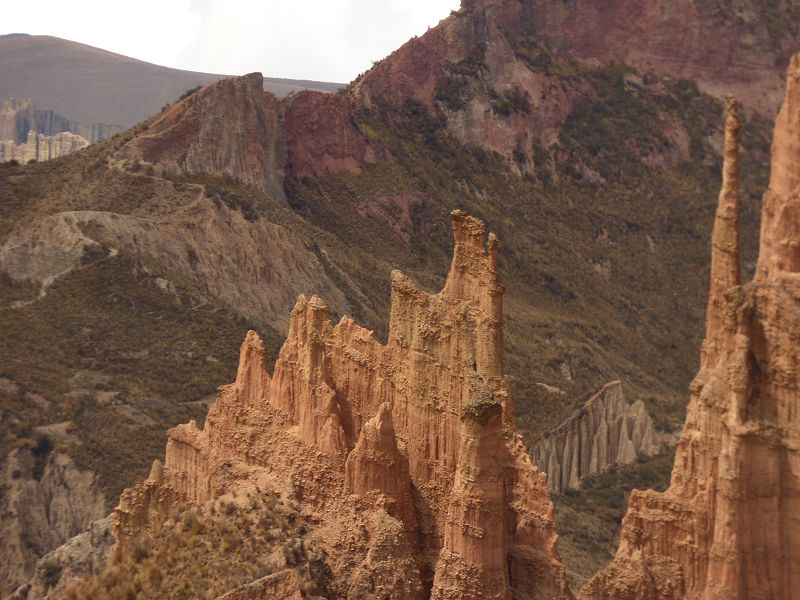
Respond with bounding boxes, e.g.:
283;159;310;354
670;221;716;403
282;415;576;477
0;0;461;82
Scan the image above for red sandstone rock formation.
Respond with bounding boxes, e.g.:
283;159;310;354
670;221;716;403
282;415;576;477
506;0;799;115
115;210;572;599
579;61;800;600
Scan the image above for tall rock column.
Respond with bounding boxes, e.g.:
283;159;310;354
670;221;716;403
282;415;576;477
580;56;800;600
431;378;511;600
704;97;741;358
757;53;800;280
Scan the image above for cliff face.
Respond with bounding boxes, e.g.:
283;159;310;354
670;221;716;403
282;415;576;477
579;64;800;600
0;97;122;151
0;98;35;143
533;381;659;493
115;211;572;599
0;448;107;597
116;73;286;201
520;0;799;115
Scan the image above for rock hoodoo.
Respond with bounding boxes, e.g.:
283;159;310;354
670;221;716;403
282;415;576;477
533;381;659;493
579;62;800;600
114;210;572;599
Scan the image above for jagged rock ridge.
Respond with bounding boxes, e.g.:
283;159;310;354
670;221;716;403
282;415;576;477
114;211;572;599
579;63;800;600
533;381;659;493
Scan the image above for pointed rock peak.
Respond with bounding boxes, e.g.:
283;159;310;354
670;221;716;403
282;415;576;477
705;97;742;342
147;459;163;483
757;52;800;280
345;402;411;504
451;209;487;251
443;210;503;311
235;330;270;405
308;294;330;314
372;402;396;438
768;53;800;199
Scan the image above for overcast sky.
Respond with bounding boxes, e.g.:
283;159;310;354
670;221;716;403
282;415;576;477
0;0;461;82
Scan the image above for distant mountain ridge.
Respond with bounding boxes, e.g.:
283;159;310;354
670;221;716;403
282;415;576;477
0;34;342;130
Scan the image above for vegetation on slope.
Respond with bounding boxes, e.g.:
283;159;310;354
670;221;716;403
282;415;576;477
64;492;331;599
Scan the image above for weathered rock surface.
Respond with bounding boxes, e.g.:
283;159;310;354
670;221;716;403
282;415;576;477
580;62;800;600
215;568;303;600
12;514;114;600
0;448;107;597
533;381;659;493
116;73;286;201
0;201;351;331
115;211;572;599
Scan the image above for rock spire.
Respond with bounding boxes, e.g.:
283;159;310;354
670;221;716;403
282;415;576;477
580;56;800;600
114;210;572;599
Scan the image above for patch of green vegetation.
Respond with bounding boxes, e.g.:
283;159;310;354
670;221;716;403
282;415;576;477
560;65;663;170
0;252;282;500
512;39;586;79
490;86;531;117
434;42;487;111
554;450;675;589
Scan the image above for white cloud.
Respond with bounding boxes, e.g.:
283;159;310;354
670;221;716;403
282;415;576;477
0;0;460;82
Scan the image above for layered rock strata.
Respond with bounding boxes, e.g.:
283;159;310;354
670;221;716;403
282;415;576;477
115;211;572;599
580;68;800;600
533;381;659;493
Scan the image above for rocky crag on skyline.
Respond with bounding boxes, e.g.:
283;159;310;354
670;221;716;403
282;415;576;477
580;61;800;600
112;210;572;599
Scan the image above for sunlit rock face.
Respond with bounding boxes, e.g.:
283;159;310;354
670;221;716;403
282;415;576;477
114;211;573;599
580;64;800;600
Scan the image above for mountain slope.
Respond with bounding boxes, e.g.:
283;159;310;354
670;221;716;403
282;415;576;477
0;0;796;594
0;34;341;128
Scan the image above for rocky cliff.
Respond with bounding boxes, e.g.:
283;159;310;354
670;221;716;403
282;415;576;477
0;447;107;597
114;211;572;599
533;381;659;493
0;98;35;144
579;64;800;600
521;0;800;115
116;73;286;201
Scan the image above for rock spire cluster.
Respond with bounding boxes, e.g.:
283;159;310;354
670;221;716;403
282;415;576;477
579;57;800;600
115;210;572;599
533;381;659;493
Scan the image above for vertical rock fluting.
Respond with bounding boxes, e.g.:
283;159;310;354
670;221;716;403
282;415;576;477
757;53;800;281
580;61;800;600
532;381;659;493
114;210;572;599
